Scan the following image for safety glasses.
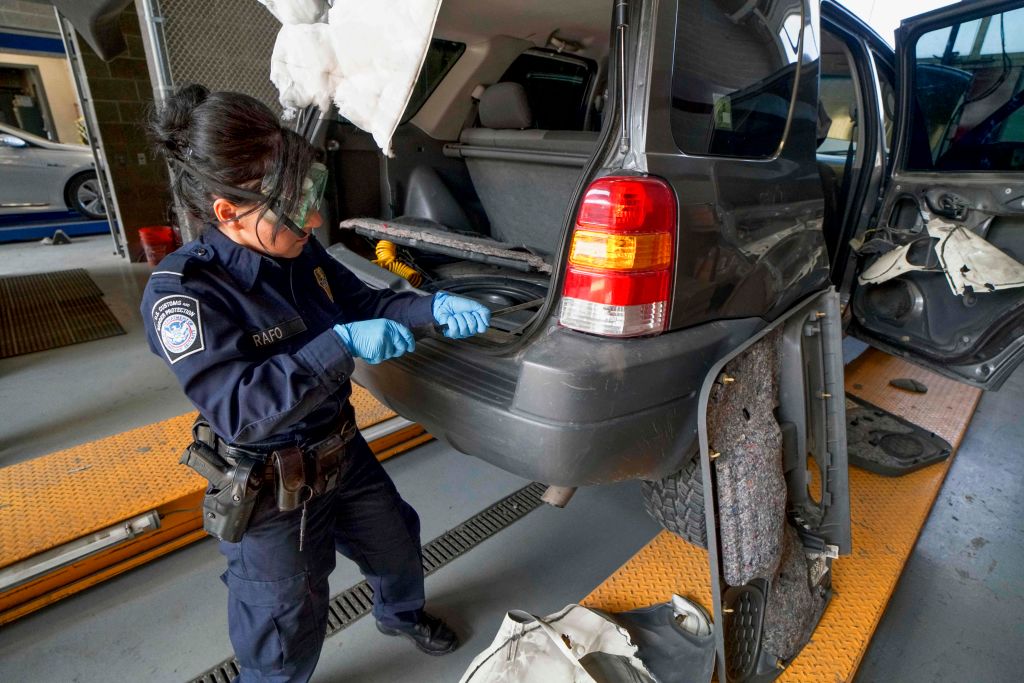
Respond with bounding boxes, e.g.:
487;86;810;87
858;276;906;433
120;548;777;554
265;162;328;238
174;159;329;238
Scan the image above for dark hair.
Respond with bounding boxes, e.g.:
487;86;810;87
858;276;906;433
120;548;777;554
150;84;316;236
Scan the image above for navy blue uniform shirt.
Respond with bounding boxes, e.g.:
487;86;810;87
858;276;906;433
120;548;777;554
140;226;435;447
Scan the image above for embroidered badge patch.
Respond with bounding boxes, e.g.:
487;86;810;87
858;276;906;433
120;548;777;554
314;266;333;302
152;295;204;364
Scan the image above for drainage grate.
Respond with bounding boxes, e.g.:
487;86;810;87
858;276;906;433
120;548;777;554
190;482;547;682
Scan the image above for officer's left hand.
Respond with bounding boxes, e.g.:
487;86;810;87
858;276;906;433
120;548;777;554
432;291;491;339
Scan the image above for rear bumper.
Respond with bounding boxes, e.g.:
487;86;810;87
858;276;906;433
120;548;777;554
354;317;764;486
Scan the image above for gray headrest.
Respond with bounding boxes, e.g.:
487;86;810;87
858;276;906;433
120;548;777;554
478;82;532;130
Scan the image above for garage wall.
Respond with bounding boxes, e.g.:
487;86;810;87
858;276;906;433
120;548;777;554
78;5;170;260
0;50;80;143
156;0;281;114
0;0;56;35
0;2;80;145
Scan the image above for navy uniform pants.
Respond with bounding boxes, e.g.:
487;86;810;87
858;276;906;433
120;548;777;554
219;433;424;683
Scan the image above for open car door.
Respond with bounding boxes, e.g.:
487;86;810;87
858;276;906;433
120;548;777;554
849;0;1024;390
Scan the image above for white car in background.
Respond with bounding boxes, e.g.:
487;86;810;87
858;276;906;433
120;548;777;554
0;122;106;220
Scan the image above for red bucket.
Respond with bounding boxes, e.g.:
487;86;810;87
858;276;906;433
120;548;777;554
138;226;175;266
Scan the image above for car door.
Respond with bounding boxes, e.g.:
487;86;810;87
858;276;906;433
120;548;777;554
848;0;1024;390
0;131;53;209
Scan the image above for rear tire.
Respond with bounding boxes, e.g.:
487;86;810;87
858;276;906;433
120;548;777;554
67;172;106;220
641;454;707;548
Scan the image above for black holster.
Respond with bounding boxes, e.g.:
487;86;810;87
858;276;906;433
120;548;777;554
180;421;263;543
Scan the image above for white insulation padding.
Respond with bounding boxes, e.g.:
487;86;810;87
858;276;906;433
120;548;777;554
270;23;339;113
258;0;327;24
265;0;443;155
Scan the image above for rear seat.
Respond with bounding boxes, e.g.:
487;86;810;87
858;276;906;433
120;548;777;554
444;82;599;256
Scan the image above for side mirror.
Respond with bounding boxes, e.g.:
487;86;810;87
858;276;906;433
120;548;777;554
0;134;28;148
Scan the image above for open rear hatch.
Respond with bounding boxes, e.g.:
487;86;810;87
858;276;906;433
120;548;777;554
322;25;613;345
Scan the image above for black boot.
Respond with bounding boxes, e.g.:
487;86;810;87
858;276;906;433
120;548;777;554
376;612;459;656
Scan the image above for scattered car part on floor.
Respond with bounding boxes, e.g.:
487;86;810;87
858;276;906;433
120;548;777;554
845;395;952;476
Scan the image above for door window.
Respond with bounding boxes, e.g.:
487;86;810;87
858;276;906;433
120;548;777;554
671;0;807;158
402;39;466;122
872;52;896;152
819;75;856;156
907;6;1024;171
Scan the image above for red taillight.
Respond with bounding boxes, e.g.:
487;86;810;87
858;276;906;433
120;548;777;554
560;176;677;337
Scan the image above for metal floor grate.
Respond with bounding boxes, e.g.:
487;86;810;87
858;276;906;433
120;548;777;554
191;482;547;682
0;268;124;358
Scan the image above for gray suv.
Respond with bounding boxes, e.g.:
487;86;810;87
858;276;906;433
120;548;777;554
327;1;1024;678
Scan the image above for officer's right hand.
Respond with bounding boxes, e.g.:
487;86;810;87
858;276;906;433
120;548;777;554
333;319;415;364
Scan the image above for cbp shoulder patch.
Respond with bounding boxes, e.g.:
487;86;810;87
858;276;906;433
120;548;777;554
151;294;205;364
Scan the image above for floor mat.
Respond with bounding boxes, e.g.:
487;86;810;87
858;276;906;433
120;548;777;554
846;394;952;476
0;269;125;358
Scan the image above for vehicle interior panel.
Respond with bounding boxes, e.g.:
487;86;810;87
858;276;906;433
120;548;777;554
851;182;1024;374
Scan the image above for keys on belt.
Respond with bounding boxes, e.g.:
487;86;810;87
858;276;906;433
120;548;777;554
273;419;358;507
271;422;358;550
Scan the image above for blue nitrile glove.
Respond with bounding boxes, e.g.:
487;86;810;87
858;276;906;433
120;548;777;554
432;291;491;339
333;319;415;364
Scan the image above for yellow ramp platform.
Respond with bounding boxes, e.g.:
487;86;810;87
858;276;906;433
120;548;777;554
0;385;430;625
583;349;982;682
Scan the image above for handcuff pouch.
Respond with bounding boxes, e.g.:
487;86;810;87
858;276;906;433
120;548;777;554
273;446;307;512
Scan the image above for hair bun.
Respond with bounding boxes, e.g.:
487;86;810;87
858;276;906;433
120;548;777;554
150;83;210;158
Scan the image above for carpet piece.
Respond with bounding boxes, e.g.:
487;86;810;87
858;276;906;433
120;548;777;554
761;525;828;661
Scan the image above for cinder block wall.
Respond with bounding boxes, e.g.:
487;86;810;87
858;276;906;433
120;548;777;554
0;0;57;34
78;6;171;261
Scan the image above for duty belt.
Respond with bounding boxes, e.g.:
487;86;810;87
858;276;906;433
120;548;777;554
180;405;359;546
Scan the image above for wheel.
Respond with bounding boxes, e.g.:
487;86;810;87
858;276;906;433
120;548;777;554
641;453;707;548
67;172;106;219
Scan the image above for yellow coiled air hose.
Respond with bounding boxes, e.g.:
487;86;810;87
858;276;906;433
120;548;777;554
373;240;422;287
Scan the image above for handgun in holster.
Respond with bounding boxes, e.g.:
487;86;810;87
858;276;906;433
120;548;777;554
179;420;262;543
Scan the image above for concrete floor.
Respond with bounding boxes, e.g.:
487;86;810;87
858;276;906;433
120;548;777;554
0;235;193;467
1;235;1022;682
855;366;1024;683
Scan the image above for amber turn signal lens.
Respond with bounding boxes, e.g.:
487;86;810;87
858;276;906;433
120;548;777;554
568;229;672;271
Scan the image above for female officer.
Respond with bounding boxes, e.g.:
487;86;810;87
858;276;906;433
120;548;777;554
141;84;490;682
